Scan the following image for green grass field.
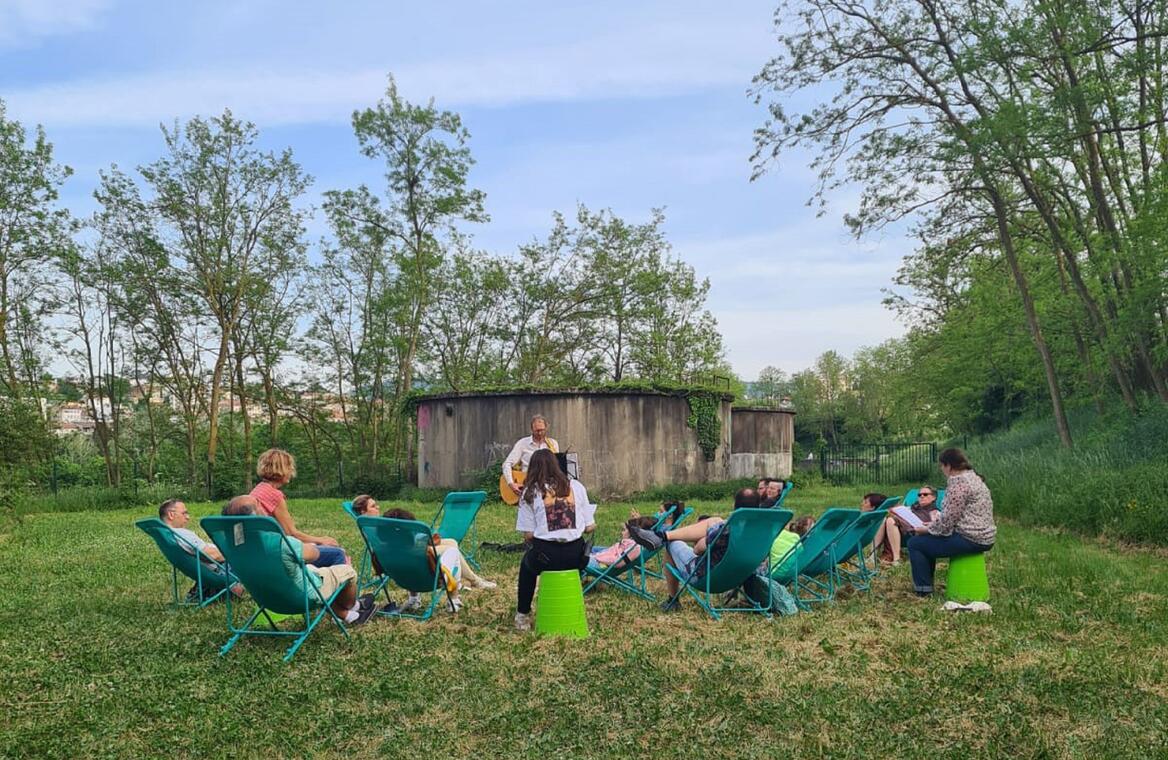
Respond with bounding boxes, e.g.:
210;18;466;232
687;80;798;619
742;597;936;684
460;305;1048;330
2;484;1166;758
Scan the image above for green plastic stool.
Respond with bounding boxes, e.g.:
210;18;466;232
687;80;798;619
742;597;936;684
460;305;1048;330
534;570;590;638
946;553;990;603
258;608;297;627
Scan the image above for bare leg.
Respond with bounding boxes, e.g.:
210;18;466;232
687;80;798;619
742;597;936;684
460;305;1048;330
331;580;357;616
872;520;887;561
437;538;485;585
663;518;722;543
886;519;902;562
662;546;680;597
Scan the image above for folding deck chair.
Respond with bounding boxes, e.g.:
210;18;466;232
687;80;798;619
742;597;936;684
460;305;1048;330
770;508;860;609
581;503;690;600
135;518;238;608
357;515;451;622
775;480;794;507
340;500;381;593
664;508;792;620
830;510;892;592
431;491;488;570
202;515;351;662
902;488;920;507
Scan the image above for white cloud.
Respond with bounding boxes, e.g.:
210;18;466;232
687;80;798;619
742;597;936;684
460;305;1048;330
672;220;913;379
718;304;905;379
0;0;110;48
3;13;771;127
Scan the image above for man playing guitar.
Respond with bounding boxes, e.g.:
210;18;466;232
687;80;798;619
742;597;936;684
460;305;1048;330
500;415;559;505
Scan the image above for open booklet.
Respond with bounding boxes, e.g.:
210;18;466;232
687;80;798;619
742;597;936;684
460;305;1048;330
890;505;926;529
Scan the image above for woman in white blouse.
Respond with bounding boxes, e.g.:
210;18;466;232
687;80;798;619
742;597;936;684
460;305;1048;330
513;449;596;631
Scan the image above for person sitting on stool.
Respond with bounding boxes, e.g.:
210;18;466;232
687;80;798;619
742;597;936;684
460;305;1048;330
513;449;595;632
906;448;996;596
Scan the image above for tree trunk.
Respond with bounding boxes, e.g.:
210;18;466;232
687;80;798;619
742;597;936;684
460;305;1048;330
988;187;1073;447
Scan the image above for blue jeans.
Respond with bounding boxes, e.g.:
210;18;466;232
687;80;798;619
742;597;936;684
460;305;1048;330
907;533;992;594
311;545;349;568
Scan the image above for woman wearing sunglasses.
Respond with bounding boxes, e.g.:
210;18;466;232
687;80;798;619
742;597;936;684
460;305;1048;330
873;487;940;565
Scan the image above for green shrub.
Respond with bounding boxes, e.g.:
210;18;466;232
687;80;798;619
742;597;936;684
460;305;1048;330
971;402;1168;546
22;482;198;515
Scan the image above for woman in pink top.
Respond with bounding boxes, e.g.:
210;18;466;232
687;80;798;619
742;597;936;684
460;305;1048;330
249;448;349;567
587;516;656;572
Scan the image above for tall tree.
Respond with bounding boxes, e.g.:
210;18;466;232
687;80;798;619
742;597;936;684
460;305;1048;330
330;78;488;460
137;111;311;493
0;100;72;404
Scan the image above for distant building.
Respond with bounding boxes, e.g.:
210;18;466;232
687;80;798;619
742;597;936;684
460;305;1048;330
55;402;95;435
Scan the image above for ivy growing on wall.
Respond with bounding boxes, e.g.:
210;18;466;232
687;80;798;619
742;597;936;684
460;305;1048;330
686;391;722;461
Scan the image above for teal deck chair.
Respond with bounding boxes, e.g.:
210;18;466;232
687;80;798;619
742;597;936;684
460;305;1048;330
664;508;792;620
582;504;690;600
937;488;946;510
771;508;860;609
878;495;902;510
775;481;794;507
432;491;487;570
641;505;694;581
902;488;920;507
135;518;238;608
831;510;892;592
340;500;380;593
357;515;450;622
202;515;351;662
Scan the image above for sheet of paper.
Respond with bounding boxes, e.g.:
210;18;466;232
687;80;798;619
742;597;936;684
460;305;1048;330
891;505;926;529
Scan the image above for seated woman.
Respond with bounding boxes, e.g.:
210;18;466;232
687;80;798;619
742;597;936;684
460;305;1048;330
351;496;497;605
514;449;597;631
588;516;657;573
250;448;349;567
769;514;816;577
907;448;996;596
873;487;939;564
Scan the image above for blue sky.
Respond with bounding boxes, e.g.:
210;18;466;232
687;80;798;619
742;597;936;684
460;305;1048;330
1;0;909;379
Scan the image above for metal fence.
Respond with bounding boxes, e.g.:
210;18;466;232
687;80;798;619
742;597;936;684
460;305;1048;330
812;442;939;485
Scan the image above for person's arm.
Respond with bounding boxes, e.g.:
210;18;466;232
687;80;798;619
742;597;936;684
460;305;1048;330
502;439;525;488
301;541;321;563
271;500;338;547
515;498;536;542
925;481;964;535
200;544;225;563
574;481;597;534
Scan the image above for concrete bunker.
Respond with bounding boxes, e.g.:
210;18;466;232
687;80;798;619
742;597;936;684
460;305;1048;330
414;388;733;497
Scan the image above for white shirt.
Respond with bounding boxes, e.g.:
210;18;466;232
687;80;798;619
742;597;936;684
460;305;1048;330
515;479;595;541
502;435;560;484
171;526;219;570
171;526;209;555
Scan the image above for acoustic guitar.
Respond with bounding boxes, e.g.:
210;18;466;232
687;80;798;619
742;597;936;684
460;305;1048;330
499;469;526;506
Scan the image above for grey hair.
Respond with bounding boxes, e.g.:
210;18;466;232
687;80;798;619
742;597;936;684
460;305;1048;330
158;499;181;520
530;414;547;427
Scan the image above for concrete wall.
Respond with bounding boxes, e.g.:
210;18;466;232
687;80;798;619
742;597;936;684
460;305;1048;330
728;407;795;479
415;391;732;497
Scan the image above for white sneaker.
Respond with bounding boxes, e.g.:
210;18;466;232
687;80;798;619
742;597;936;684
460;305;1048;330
514;612;533;632
447;596;463;614
474;578;497;590
943;600;993;613
401;595;422;613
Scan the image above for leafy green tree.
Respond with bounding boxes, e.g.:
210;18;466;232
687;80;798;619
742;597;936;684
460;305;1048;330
0;100;72;402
